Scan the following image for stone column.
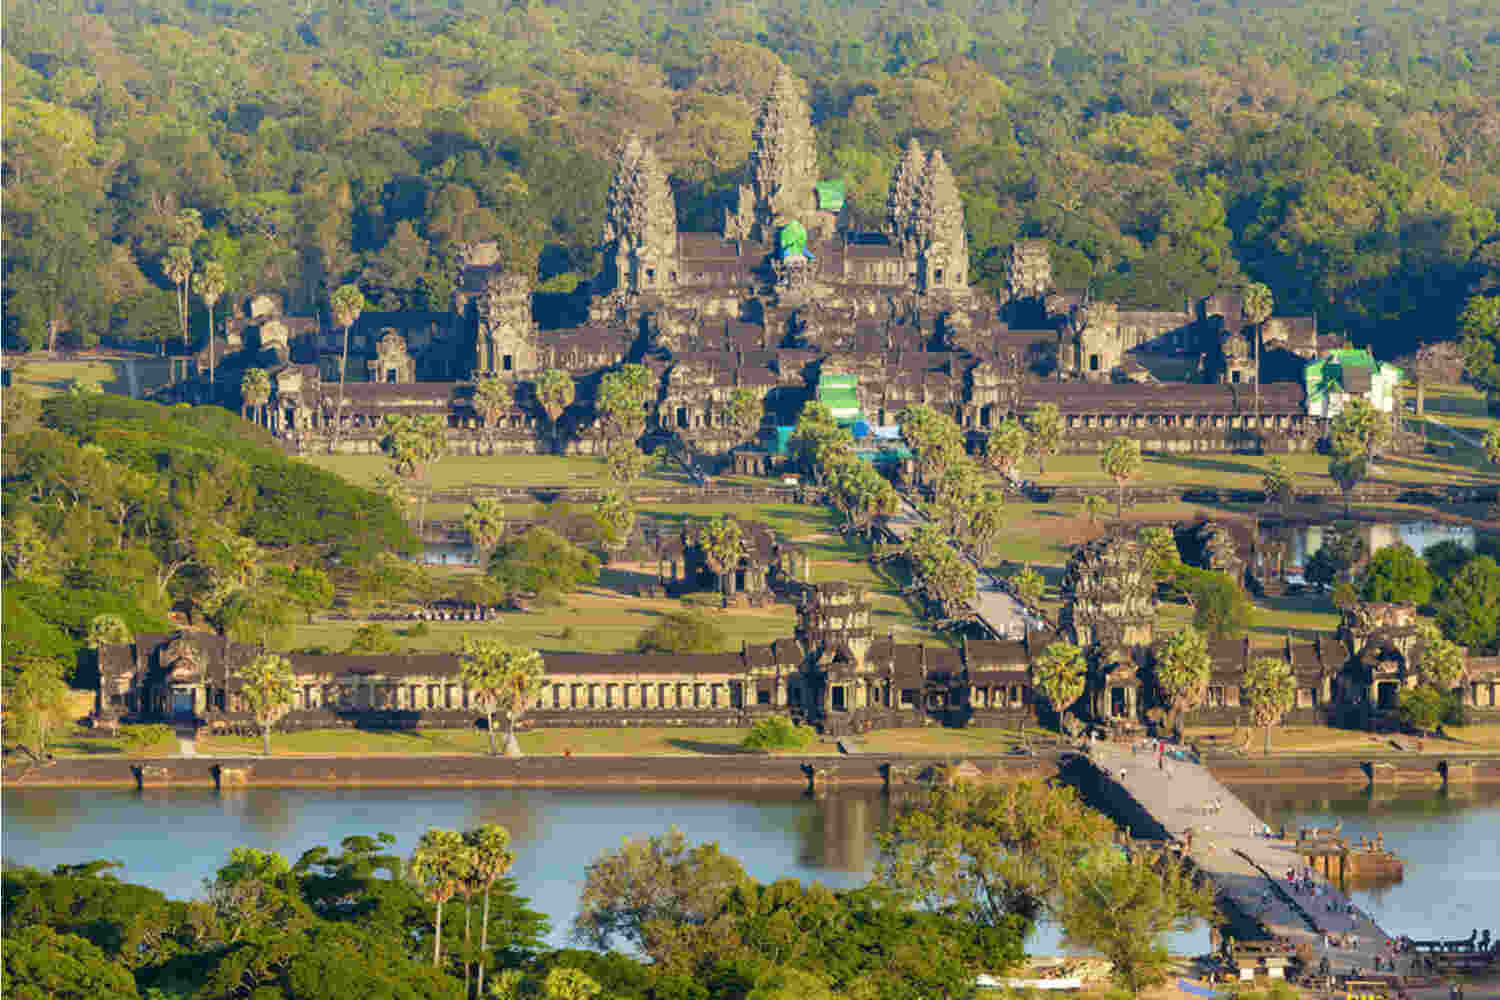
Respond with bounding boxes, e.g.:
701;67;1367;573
774;677;787;706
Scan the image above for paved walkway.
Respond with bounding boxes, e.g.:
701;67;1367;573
175;724;197;758
885;499;1046;640
1088;742;1396;978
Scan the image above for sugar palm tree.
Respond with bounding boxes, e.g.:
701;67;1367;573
240;368;271;424
534;369;575;454
164;245;194;354
329;283;366;453
473;375;513;453
410;829;471;969
463;499;506;567
1243;282;1273;424
465;824;516;998
194;260;227;386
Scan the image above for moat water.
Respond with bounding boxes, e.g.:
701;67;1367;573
4;784;1497;953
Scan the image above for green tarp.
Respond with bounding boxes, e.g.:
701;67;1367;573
816;180;845;212
778;220;808;256
817;372;861;423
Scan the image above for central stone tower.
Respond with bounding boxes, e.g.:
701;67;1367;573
725;70;821;243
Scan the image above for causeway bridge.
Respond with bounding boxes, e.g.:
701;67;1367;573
1083;742;1395;978
883;498;1047;641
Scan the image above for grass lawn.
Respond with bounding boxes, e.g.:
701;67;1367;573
296;581;801;655
303;453;706;493
1186;723;1500;756
1420;383;1497;433
196;726;816;757
1016;444;1498;492
189;725;1064;757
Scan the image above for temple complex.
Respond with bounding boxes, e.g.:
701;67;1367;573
187;69;1381;466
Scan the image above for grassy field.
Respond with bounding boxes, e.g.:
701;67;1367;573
181;725;1057;757
1186;723;1500;756
6;355;178;397
295;580;802;655
1014;444;1498;491
303;452;761;493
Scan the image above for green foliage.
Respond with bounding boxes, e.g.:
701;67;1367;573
1058;849;1217;997
1399;684;1450;734
1434;555;1500;651
984;418;1029;480
1152;625;1212;727
1260;458;1295;512
573;828;752;966
1358;543;1435;605
458;637;546;754
489;527;601;604
240;652;296;754
1031;641;1088;718
787;401;852;484
2;656;73;757
1243;656;1297;754
1182;568;1254;640
877;778;1116;932
1025;405;1065;476
2;924;140;1000
1100;438;1143;518
1010;565;1045;607
1459;295;1500;398
634;611;727;654
347;624;400;655
741;715;816;751
118;724;175;753
1424;539;1473;581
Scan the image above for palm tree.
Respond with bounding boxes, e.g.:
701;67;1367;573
533;369;575;454
240;368;271;425
1243;282;1274;425
697;516;744;605
459;637;545;756
464;825;516;999
329;283;366;453
410;829;470;969
194;260;227;386
472;375;513;453
463;499;506;568
163;245;194;355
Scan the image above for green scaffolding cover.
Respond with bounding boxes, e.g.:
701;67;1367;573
816;180;845;212
778;220;808;256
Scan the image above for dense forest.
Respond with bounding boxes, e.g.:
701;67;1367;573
3;0;1499;362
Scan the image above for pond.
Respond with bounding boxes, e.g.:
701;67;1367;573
5;783;1497;954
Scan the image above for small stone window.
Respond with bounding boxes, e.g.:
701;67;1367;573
502;354;513;372
757;689;771;706
1089;354;1101;372
900;688;917;708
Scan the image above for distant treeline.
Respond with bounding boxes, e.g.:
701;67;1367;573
3;0;1498;359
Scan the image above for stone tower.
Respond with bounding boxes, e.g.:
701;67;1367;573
912;150;969;294
601;134;679;297
726;70;819;243
885;137;924;249
475;272;538;376
1059;535;1156;653
1007;241;1053;301
795;582;873;670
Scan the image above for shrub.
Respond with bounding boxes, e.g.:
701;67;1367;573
346;624;399;654
742;715;817;752
404;622;430;638
633;611;726;654
119;724;175;753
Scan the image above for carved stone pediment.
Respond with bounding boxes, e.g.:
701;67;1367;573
162;638;203;682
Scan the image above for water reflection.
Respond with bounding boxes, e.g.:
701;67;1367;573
1259;519;1476;576
5;783;1496;950
1228;783;1500;941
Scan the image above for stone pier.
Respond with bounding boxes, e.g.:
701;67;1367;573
1084;743;1394;978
